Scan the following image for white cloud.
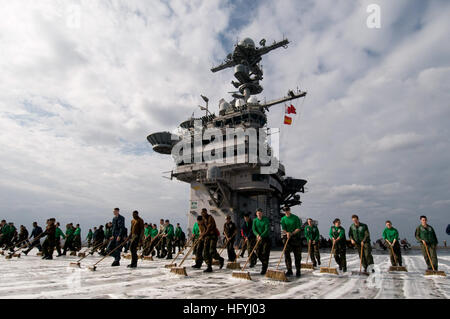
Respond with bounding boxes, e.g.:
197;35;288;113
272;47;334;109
0;0;449;242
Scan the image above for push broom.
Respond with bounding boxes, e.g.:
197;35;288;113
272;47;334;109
165;237;192;268
141;234;165;261
320;239;339;275
265;237;290;282
301;240;314;270
88;237;129;271
423;242;446;277
387;241;407;272
212;235;233;266
6;234;44;259
69;241;105;268
227;238;247;270
351;243;369;276
232;238;261;281
170;237;201;276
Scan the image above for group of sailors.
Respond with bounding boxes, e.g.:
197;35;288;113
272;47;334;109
0;207;442;276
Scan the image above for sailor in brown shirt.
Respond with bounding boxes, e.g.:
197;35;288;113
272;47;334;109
42;218;57;260
201;208;224;272
129;210;145;268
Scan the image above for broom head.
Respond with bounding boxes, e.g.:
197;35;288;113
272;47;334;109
70;251;77;256
36;252;43;256
165;263;177;268
212;259;220;266
5;254;13;260
170;266;187;276
301;263;315;270
0;251;4;255
13;253;21;258
232;270;252;280
389;266;407;272
78;252;86;258
265;269;288;282
70;262;81;268
425;270;446;277
226;262;241;270
320;267;339;275
88;266;97;271
143;256;153;261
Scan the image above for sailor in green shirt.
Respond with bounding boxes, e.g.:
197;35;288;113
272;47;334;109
150;224;159;239
329;218;347;272
252;208;271;275
192;215;203;268
163;219;174;259
55;222;66;257
73;224;82;251
305;218;321;267
415;215;439;270
280;206;302;277
86;229;93;248
62;224;75;255
144;223;151;238
348;214;374;273
382;221;403;267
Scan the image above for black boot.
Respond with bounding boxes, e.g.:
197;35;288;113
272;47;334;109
204;265;213;273
219;257;224;269
127;263;137;268
166;254;172;260
343;267;347;273
192;263;202;269
285;269;293;276
296;269;301;277
260;265;267;275
111;260;120;267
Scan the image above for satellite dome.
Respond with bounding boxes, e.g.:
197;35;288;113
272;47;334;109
247;96;259;105
219;99;231;112
238;38;255;48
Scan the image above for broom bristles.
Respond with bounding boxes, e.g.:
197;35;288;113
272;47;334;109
389;266;407;272
265;269;288;282
143;256;153;261
170;267;187;276
425;270;446;277
165;263;177;268
320;267;338;275
232;271;252;280
70;262;81;268
301;263;314;269
226;262;241;270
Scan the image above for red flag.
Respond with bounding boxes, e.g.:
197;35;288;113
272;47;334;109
284;115;292;125
286;104;296;114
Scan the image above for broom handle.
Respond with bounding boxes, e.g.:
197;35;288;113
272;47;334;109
177;237;201;267
169;237;192;265
276;236;290;270
10;232;45;254
237;238;247;259
241;238;261;271
359;242;364;273
387;241;399;265
76;240;108;262
423;242;436;271
93;237;129;267
328;240;336;268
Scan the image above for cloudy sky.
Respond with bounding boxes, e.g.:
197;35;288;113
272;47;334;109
1;0;449;242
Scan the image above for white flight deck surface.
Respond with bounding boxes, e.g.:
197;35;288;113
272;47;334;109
0;249;448;299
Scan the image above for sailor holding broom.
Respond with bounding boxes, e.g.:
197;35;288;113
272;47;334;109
280;207;302;278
